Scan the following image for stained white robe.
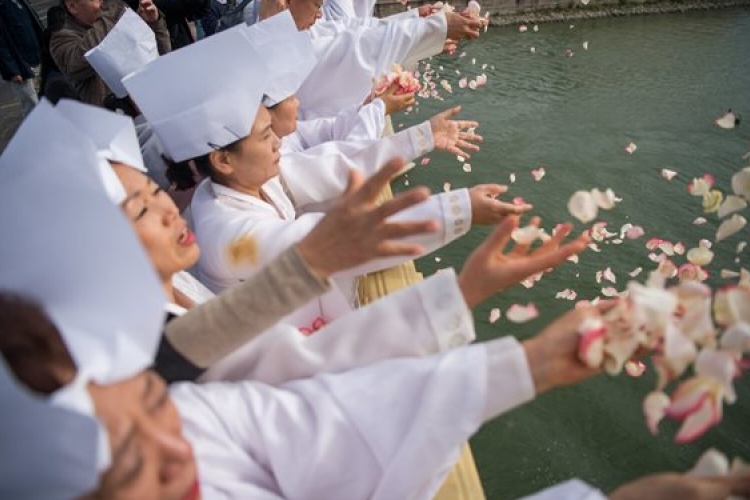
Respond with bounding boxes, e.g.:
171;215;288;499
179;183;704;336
170;269;475;383
191;173;471;330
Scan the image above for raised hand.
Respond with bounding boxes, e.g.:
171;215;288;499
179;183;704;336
469;184;532;225
457;215;589;308
610;472;750;500
429;106;482;159
379;83;416;116
137;0;159;22
296;158;438;278
445;11;483;41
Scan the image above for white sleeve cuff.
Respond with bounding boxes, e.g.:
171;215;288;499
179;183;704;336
437;188;472;243
406;120;434;157
418;268;475;351
483;336;536;421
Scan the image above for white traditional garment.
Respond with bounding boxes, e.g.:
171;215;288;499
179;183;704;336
298;12;447;119
280;119;432;211
199;268;474;382
0;101;166;499
191;174;471;330
172;333;536;500
172;270;216;305
281;99;386;156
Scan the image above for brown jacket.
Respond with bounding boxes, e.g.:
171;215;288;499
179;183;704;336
50;0;170;106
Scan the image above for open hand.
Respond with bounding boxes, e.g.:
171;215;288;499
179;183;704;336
445;11;483;41
470;184;532;225
429;106;482;158
296;158;438;278
457;215;589;307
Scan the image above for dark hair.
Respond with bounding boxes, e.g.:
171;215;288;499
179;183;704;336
165;138;244;191
46;5;67;31
0;292;78;395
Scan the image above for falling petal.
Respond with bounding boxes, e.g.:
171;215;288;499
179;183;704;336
703;190;724;213
658;241;675;256
468;80;477;90
567;254;580;264
720;322;750;352
519;24;528;33
531;167;546;181
625;360;646;377
506;303;539;323
440;80;453;93
577;317;606;368
420;157;431;166
457;155;465;163
629;267;643;277
699;239;713;249
509;173;516;183
625;142;637;154
643;391;670;435
738;241;747;253
511;225;544;245
434;256;442;262
582;41;589;50
721;269;741;279
595;270;603;284
532;24;539;32
512;196;527;205
587;243;601;252
601;287;619;297
489;308;501;324
687;247;715;266
718;195;748;218
716;214;747;241
674;395;722;444
462;163;472;173
458;77;468;89
674;242;686;255
443;182;451;192
592;188;620;210
530;47;536;54
689;175;714;196
626;225;645;239
731;167;750;199
482;63;488;70
475;74;488;87
404;179;410;186
661;168;678;180
689;449;730;477
603;267;617;283
568;190;598;223
646;238;663;250
693;217;708;225
715;110;739;130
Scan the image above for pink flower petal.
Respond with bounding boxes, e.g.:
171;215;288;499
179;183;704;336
601;287;619;297
625;142;637;154
667;378;712;419
518;24;528;32
674;395;722;444
512;196;527;205
720;322;750;352
420;157;431;166
625;225;645;239
603;267;617;283
625;360;646;377
506;303;539;323
458;77;468;89
674;242;686;255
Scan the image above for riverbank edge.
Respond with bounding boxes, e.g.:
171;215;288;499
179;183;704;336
488;0;750;25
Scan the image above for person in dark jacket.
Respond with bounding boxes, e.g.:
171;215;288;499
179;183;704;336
38;5;80;103
153;0;209;48
0;0;43;115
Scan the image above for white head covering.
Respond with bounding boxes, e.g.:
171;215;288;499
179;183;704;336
0;102;166;497
0;360;102;500
123;26;270;162
55;99;147;204
85;8;159;98
243;11;317;107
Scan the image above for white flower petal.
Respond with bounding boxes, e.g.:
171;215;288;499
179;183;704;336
716;214;747;241
687;247;715;266
511;225;544;245
731;167;750;199
568;190;598;223
661;168;678;180
717;195;748;218
506;303;539;323
693;217;708;225
689;449;730;477
625;142;637;154
489;308;501;324
643;391;670;435
629;267;643;277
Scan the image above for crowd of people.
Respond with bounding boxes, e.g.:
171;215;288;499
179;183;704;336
1;0;749;499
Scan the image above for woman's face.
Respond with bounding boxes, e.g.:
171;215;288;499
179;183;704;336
211;106;282;195
88;371;200;500
113;165;200;283
267;96;299;138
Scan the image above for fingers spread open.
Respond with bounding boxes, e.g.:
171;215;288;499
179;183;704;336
374;187;431;220
376;241;425;258
379;220;439;239
354;158;405;202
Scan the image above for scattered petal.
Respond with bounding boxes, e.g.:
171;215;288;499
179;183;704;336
693;217;708;225
509;173;516;183
420;157;431;166
458;77;468;89
443;182;451;192
489;308;501;324
582;41;589;50
506;303;539;323
602;267;617;283
718;195;748;218
577;316;606;368
716;214;747;241
702;190;724;213
531;167;546;181
689;175;714;196
518;24;528;33
687;247;715;267
530;46;536;54
625;142;637;154
689;449;730;477
568;190;598;223
626;225;645;239
625;360;646;377
715;110;739;130
601;286;619;297
462;163;472;173
511;225;544;245
731;167;750;199
629;267;643;277
644;391;670;435
661;168;678;180
720;269;740;279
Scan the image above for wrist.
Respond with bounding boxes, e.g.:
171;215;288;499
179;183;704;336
523;338;553;394
457;271;482;309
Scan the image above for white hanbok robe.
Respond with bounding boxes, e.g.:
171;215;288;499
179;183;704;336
298;13;447;119
280;119;432;212
191;173;471;331
282;99;386;156
170;269;475;383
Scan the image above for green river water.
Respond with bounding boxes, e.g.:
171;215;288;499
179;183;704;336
396;8;750;498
